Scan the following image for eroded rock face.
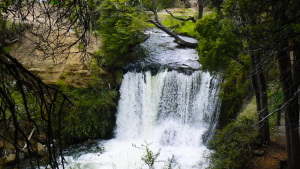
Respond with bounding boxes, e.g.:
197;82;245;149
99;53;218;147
7;4;103;88
10;31;101;88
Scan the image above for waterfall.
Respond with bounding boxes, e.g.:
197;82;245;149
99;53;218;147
63;69;220;169
61;29;221;169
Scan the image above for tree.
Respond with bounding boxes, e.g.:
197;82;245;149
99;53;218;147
0;0;94;167
95;0;149;66
196;0;300;168
195;4;272;144
198;0;203;19
225;0;300;167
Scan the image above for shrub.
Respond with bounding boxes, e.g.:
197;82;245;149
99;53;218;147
59;87;117;143
56;60;119;144
208;115;260;169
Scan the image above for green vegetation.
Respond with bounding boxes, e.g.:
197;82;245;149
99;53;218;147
60;87;117;143
162;15;198;37
195;10;252;126
56;59;119;143
50;1;59;5
195;10;245;72
95;0;148;67
133;142;174;169
1;0;300;168
208;99;260;169
195;0;300;166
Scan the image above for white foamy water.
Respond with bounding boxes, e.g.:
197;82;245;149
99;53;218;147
63;70;220;169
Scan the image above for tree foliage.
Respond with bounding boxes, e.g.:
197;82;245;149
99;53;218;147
197;0;300;168
95;0;148;67
209;115;259;169
196;10;244;72
57;59;118;143
0;0;95;168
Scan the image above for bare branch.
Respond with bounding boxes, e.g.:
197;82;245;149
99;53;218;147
165;8;196;23
147;7;198;48
253;86;300;126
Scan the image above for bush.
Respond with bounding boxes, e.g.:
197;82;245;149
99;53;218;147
56;60;119;144
208;115;260;169
59;88;117;143
95;0;148;67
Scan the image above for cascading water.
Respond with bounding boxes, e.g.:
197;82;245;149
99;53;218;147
62;29;221;169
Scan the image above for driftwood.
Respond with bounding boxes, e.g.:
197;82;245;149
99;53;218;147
165;8;196;23
147;5;198;48
23;127;35;150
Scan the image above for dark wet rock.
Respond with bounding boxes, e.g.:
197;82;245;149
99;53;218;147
252;149;265;156
124;28;200;74
36;134;47;144
280;157;287;169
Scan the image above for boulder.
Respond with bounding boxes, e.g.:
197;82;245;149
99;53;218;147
36;134;47;144
252;149;265;156
5;154;16;164
36;143;46;156
280;157;288;169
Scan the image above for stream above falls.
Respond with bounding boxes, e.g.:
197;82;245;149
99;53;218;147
124;29;200;74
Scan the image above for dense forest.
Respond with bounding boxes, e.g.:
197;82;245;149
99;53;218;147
0;0;300;168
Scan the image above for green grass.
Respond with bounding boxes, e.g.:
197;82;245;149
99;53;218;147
161;15;199;38
238;93;280;133
237;97;258;121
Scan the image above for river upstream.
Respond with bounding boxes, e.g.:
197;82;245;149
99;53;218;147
62;29;221;169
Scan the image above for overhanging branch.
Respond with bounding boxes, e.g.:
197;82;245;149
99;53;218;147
165;8;196;23
147;6;198;48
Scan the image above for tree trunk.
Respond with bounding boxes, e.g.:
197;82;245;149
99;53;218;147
254;54;270;144
250;55;262;121
277;42;300;169
293;40;300;95
198;0;203;19
212;0;222;13
277;104;281;126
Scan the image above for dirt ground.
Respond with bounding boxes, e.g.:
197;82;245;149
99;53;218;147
249;122;287;169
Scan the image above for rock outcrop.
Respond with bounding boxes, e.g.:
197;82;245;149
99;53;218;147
36;143;46;156
10;31;101;88
5;154;16;164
